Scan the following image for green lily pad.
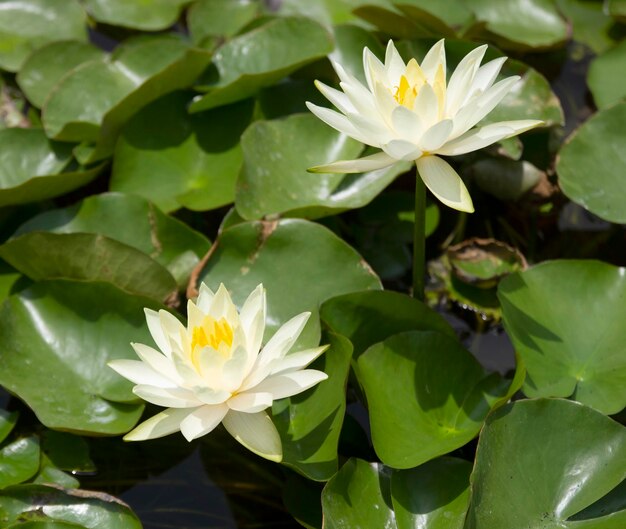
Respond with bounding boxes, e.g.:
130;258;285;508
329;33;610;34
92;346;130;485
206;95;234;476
0;261;21;305
466;399;626;529
0;484;142;528
0;0;87;72
42;35;212;162
270;0;364;27
588;40;626;110
556;0;619;54
357;331;510;468
472;158;543;201
0;436;40;489
83;0;192;31
0;232;178;302
330;24;384;84
14;192;211;288
392;457;472;529
352;1;426;39
0;410;18;444
607;0;626;22
322;458;395;529
236;114;410;220
320;290;455;359
188;0;259;45
111;92;252;213
395;0;474;37
40;432;94;475
469;0;568;50
0;280;159;435
557;101;626;224
0;128;103;207
190;17;333;112
274;330;351;481
498;260;626;415
17;41;105;109
196;219;381;350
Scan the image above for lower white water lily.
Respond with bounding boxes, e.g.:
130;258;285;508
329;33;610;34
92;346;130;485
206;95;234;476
306;39;544;213
109;283;328;462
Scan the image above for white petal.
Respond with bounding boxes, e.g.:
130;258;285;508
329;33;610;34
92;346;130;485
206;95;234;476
196;282;215;313
159;309;186;353
306;102;371;144
258;312;311;366
269;345;329;375
144;308;170;357
314;80;355;115
186;299;205;330
372;81;397;127
437;120;543;156
308;151;397;174
391;105;423;141
239;284;266;368
133;385;202;408
420;39;446;83
420;119;453;152
446;45;487;116
207;283;238;322
341;78;378;116
124;408;194;441
221;345;249;392
195;387;231;405
382;139;422;161
413;83;439;128
108;359;175;388
131;343;180;384
179;404;229;441
346;110;390;145
470;57;507;96
251;370;328;400
363;47;388;92
416;155;474;213
384;39;406;85
227;392;273;413
222;410;282;462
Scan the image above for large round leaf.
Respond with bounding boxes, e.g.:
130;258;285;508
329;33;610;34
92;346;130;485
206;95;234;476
42;35;212;163
190;17;333;112
0;128;102;207
320;289;455;359
357;331;511;468
83;0;192;31
0;484;142;528
557;0;618;54
391;457;472;529
322;458;395;529
273;330;351;481
0;0;87;72
14;192;210;287
0;280;160;435
196;219;381;350
17;41;105;109
557;103;626;223
188;0;258;45
0;436;40;489
588;40;626;110
0;233;178;302
466;399;626;529
236;113;410;220
111;92;252;213
498;260;626;414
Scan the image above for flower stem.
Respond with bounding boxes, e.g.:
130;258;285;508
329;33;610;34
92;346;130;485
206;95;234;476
412;172;426;301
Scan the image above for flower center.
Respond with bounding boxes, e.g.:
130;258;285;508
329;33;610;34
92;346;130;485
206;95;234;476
191;316;234;352
392;59;447;116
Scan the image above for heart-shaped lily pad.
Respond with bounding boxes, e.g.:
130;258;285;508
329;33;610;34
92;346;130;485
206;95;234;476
0;280;162;435
357;331;512;468
588;40;626;110
196;219;382;350
498;260;626;415
466;399;626;529
190;17;333;112
83;0;192;31
0;0;87;72
236;114;410;220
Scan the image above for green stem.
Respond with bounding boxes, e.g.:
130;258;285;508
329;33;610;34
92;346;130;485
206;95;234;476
412;172;426;301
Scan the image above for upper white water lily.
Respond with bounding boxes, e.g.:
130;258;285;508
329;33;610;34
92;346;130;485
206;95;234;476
306;39;544;213
109;283;328;462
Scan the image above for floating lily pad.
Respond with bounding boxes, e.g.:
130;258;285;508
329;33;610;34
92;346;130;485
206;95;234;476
188;0;259;45
0;0;87;72
0;261;21;305
196;219;381;350
0;280;159;435
466;399;626;529
42;35;212;163
395;0;474;37
588;40;626;110
556;0;619;54
471;158;543;201
498;260;626;415
0;410;18;445
270;0;364;26
352;1;426;39
330;24;384;84
236;114;410;220
0;484;142;528
17;41;105;109
14;192;211;287
111;92;252;213
357;331;511;468
190;17;333;112
83;0;192;31
0;232;178;302
273;331;351;481
0;436;40;489
557;102;626;224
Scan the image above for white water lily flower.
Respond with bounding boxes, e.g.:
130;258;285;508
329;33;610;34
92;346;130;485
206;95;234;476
109;283;328;462
306;39;544;213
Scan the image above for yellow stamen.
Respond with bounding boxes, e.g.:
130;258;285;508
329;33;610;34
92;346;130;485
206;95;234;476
392;60;427;109
190;316;234;369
